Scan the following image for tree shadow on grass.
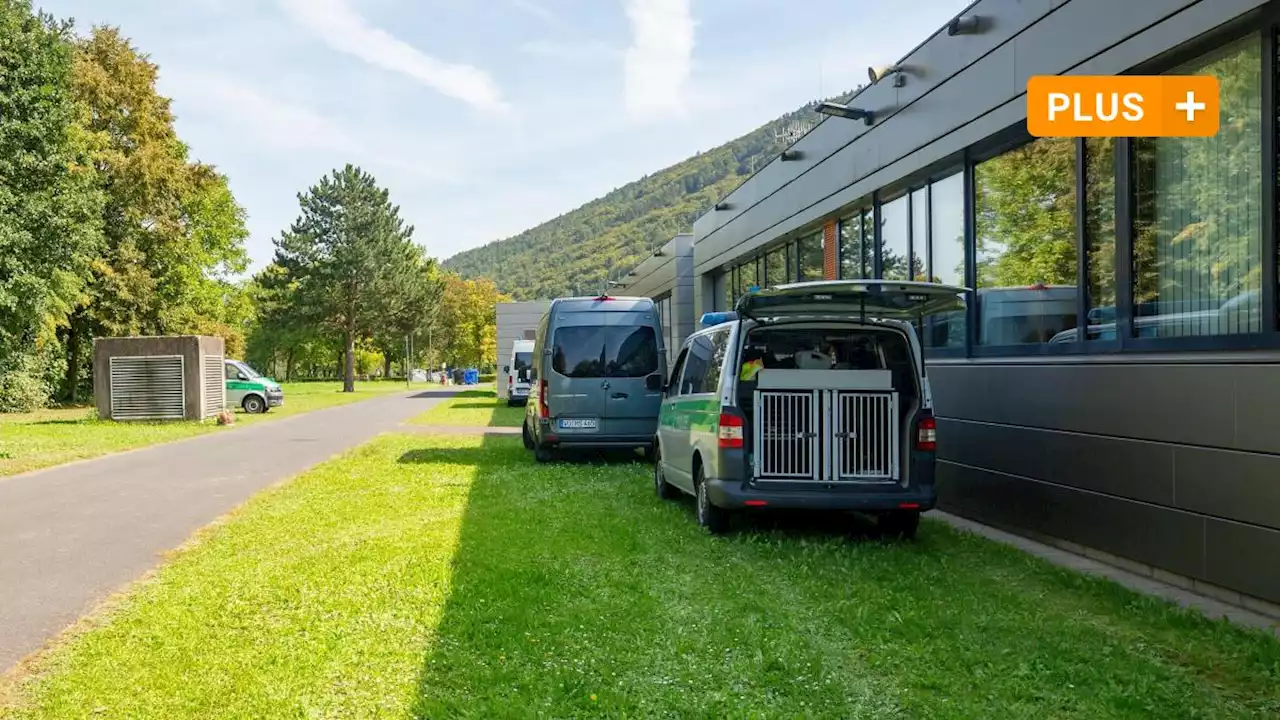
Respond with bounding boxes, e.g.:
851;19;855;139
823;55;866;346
395;435;936;718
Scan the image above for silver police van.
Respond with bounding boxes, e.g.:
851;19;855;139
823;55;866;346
522;295;667;462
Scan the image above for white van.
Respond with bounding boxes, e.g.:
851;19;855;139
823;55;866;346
504;340;535;406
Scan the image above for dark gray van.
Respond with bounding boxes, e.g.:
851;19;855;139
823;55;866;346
523;296;666;462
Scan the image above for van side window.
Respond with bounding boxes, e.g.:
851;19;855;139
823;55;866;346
667;349;688;398
705;328;730;392
680;337;713;395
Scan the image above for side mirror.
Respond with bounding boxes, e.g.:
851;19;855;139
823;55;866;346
238;373;249;381
645;373;663;392
503;365;510;373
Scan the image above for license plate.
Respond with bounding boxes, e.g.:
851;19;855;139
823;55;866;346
514;388;528;395
558;417;598;430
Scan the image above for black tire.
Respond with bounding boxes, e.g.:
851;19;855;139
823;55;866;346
694;465;730;534
534;445;556;464
879;510;921;540
521;421;535;450
507;398;516;407
642;443;657;463
653;444;678;500
242;395;267;414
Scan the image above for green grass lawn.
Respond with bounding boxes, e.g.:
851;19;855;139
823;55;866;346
4;433;1277;719
0;381;424;478
410;388;525;427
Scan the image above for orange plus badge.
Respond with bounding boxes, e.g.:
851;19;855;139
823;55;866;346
1026;75;1219;138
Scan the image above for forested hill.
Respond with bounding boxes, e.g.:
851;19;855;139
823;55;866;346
442;97;849;300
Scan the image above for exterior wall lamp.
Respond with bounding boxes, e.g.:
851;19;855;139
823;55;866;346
815;101;874;126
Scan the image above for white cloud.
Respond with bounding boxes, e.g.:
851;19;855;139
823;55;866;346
277;0;509;114
622;0;694;122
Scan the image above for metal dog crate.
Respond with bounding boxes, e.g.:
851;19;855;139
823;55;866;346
753;370;901;483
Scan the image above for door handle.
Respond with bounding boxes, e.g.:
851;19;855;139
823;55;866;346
611;392;629;399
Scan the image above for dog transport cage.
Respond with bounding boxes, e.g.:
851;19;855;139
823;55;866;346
752;369;900;483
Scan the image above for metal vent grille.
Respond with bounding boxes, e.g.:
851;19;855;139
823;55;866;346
834;392;899;481
754;390;818;480
109;355;185;420
203;354;225;416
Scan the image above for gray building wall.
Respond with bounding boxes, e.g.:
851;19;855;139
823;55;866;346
687;0;1280;605
496;302;550;398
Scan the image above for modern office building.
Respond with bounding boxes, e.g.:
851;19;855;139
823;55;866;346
631;0;1280;607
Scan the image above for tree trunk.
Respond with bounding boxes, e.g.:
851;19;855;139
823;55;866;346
64;322;81;404
383;353;392;380
285;349;295;382
343;328;356;392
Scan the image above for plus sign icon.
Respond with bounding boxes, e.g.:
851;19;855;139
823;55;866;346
1026;75;1220;138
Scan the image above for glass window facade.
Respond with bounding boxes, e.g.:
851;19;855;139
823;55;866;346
910;188;928;282
880;196;910;280
839;211;870;279
798;232;824;281
974;137;1079;346
1132;36;1262;338
701;31;1275;358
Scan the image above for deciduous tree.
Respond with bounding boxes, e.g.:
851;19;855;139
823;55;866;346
0;0;102;410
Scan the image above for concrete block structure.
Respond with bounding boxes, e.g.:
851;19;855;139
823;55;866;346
619;1;1280;608
496;301;550;399
93;336;226;421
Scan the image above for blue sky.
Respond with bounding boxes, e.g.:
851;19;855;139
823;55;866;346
39;0;971;271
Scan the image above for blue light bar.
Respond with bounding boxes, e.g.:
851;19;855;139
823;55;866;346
700;311;738;328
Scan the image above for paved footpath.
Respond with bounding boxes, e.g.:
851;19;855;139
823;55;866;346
0;388;461;670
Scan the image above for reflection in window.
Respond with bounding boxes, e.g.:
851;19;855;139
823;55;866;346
839;210;869;279
880;195;909;280
1133;35;1261;338
1085;138;1116;340
910;188;928;281
765;246;787;286
798;231;824;281
975;137;1078;345
927;172;966;348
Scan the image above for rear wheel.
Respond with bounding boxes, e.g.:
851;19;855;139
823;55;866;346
534;444;556;463
653;444;677;500
521;421;535;450
242;394;267;414
879;510;921;540
695;466;730;534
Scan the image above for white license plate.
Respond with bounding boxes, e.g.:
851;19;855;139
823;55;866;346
559;417;598;430
514;388;528;395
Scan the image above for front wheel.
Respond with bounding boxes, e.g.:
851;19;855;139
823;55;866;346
522;421;535;450
695;467;730;534
242;395;267;414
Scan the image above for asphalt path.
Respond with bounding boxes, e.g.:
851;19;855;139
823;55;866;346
0;388;460;670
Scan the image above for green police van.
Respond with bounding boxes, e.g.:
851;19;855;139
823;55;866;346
224;359;284;414
653;280;967;537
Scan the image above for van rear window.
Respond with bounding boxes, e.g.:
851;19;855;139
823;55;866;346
552;326;658;378
514;352;532;370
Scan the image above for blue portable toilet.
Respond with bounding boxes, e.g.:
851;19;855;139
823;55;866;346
464;368;479;385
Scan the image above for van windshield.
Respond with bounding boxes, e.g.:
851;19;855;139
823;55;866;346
552;325;658;378
514;352;532;370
